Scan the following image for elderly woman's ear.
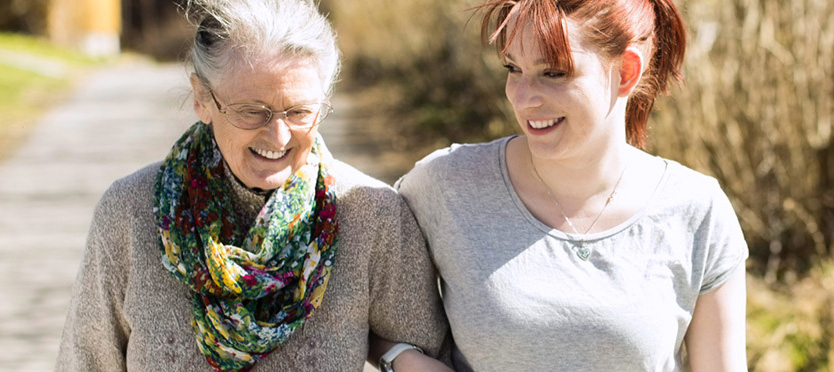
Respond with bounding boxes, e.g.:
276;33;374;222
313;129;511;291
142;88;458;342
190;73;212;124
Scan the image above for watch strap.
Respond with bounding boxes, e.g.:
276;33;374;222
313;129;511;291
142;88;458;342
379;342;423;372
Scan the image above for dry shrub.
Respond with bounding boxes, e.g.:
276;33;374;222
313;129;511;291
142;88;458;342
651;0;834;280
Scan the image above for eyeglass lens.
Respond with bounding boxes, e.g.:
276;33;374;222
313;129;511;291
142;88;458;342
211;90;331;130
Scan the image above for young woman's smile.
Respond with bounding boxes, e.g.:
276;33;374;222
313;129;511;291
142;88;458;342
526;117;566;134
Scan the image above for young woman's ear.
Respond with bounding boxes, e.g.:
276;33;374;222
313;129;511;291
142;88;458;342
190;73;213;124
617;47;644;97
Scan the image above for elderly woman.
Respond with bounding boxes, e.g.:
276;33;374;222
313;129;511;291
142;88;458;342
56;0;449;371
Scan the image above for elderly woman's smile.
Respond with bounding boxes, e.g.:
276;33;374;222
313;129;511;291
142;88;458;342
250;147;287;160
193;55;325;191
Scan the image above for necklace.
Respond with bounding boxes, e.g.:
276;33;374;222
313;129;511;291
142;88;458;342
529;154;628;260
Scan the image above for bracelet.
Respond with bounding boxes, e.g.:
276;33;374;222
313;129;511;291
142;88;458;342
379;342;423;372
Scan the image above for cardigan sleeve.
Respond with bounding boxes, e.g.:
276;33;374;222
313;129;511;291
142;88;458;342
55;181;132;371
365;188;451;361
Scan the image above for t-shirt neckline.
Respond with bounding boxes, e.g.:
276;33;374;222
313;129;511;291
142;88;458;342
497;136;671;242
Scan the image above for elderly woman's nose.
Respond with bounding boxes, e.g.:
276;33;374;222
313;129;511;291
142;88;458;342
263;117;293;141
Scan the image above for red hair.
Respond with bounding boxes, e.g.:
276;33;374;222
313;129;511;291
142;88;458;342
478;0;686;148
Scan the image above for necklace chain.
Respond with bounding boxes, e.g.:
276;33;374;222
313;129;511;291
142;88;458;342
529;153;628;256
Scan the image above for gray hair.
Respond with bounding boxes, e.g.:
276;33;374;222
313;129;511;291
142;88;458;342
185;0;340;98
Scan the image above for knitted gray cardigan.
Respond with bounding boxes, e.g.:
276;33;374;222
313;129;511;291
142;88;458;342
56;160;448;371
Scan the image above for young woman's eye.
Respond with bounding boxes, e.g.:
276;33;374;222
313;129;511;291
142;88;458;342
544;70;566;79
503;64;520;73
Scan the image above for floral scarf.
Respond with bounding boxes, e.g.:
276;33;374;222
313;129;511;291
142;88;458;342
153;122;338;372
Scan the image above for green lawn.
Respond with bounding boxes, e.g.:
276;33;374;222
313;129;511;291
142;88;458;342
0;32;97;63
0;32;100;159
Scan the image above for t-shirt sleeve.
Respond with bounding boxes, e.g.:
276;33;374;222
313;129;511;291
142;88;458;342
394;147;452;250
698;181;749;294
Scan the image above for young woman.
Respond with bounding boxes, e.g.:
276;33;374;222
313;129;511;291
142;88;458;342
397;1;748;371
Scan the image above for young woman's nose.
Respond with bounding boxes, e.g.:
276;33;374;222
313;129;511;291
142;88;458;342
508;75;544;110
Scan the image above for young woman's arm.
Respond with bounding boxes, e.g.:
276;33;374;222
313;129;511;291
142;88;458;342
685;266;748;372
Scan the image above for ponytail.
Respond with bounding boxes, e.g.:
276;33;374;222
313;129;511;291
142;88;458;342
626;0;686;148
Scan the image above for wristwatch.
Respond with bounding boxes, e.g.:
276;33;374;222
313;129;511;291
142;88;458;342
379;343;423;372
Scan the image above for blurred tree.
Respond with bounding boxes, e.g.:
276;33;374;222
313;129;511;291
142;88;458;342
0;0;50;34
121;0;190;60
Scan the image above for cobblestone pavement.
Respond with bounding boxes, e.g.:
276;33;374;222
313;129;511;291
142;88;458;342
0;59;384;371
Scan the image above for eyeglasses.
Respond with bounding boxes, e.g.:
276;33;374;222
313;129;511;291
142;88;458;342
209;90;333;130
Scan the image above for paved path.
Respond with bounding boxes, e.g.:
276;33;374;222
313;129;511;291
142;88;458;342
0;59;385;371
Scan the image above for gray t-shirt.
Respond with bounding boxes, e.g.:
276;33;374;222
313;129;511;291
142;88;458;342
396;137;747;372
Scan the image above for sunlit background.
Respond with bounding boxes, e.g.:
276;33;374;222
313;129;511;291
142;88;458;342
0;0;832;371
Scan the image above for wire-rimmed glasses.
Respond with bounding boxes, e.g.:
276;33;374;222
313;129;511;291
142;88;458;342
209;90;333;130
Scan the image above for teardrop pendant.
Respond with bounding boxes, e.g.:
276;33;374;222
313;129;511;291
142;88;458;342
529;152;627;264
575;244;591;260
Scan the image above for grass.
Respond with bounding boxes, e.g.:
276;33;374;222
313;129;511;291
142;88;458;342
747;260;834;371
0;32;100;160
0;32;97;64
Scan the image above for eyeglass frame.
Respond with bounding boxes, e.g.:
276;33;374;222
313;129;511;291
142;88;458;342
208;89;333;130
